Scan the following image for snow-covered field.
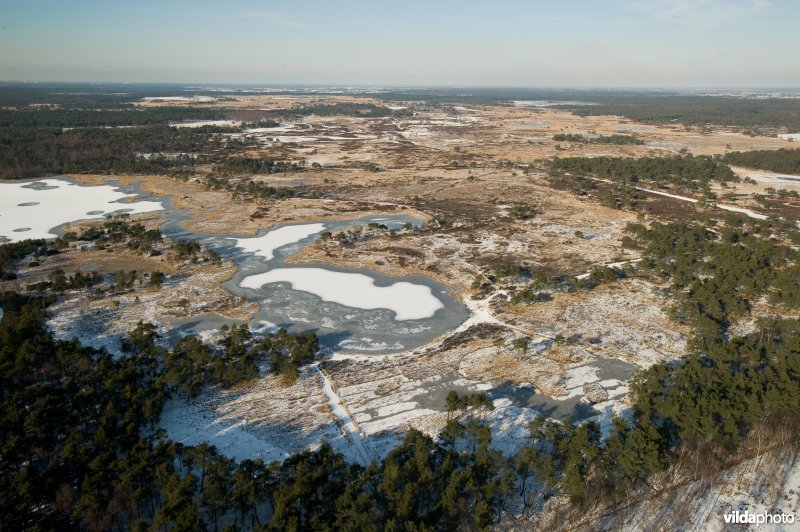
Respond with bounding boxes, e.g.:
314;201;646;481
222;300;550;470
0;178;164;242
513;100;595;107
740;168;800;185
240;267;445;321
142;95;217;103
169;120;240;128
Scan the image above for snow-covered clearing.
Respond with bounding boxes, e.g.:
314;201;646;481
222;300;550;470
160;398;291;463
159;368;364;464
513;100;595;107
169;119;239;128
142;96;216;102
739;168;800;185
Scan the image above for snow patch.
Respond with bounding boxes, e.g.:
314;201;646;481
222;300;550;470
233;223;326;261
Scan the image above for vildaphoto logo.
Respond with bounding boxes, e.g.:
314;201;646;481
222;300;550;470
723;510;796;526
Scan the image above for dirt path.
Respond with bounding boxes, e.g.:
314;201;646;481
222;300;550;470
312;363;373;465
590;177;769;220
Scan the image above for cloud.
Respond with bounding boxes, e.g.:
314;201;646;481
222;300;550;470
187;8;313;29
628;0;771;30
243;10;311;28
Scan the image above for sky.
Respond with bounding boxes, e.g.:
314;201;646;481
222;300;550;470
0;0;797;87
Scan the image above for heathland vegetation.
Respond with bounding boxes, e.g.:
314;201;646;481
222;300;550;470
3;206;800;528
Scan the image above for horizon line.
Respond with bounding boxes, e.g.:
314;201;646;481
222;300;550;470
2;80;800;92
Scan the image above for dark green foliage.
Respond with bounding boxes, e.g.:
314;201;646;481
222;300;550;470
445;390;495;418
491;262;525;279
0;299;167;529
631;319;800;454
0;107;227;128
553;133;644;145
241;118;281;129
579;266;627;289
551;154;738;193
232;179;295;200
511;267;625;305
563;95;800;132
150;271;166;288
172;239;201;259
212;158;305;180
627;220;800;340
0;125;250;178
0;238;47;280
160;323;319;397
602;182;640;209
263;328;319;383
511;287;551;304
33;269;102;293
82;216;165;253
723;148;800;174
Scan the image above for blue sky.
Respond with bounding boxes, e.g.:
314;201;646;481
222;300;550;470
0;0;797;87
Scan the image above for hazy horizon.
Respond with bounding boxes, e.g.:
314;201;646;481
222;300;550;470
2;81;800;92
1;0;798;87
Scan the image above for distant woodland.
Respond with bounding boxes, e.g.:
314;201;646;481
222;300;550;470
723;148;800;174
0;125;249;178
552;133;644;145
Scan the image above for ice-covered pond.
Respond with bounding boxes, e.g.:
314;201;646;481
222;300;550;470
162;215;467;353
0;177;468;353
0;178;164;242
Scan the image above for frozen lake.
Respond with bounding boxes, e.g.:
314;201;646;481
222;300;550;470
0;178;164;242
166;216;467;353
1;177;468;354
240;267;445;321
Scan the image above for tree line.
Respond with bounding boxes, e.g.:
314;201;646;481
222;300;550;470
552;133;644;145
0;125;255;179
562;95;800;134
0;107;227;129
723;147;800;174
550;154;738;193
